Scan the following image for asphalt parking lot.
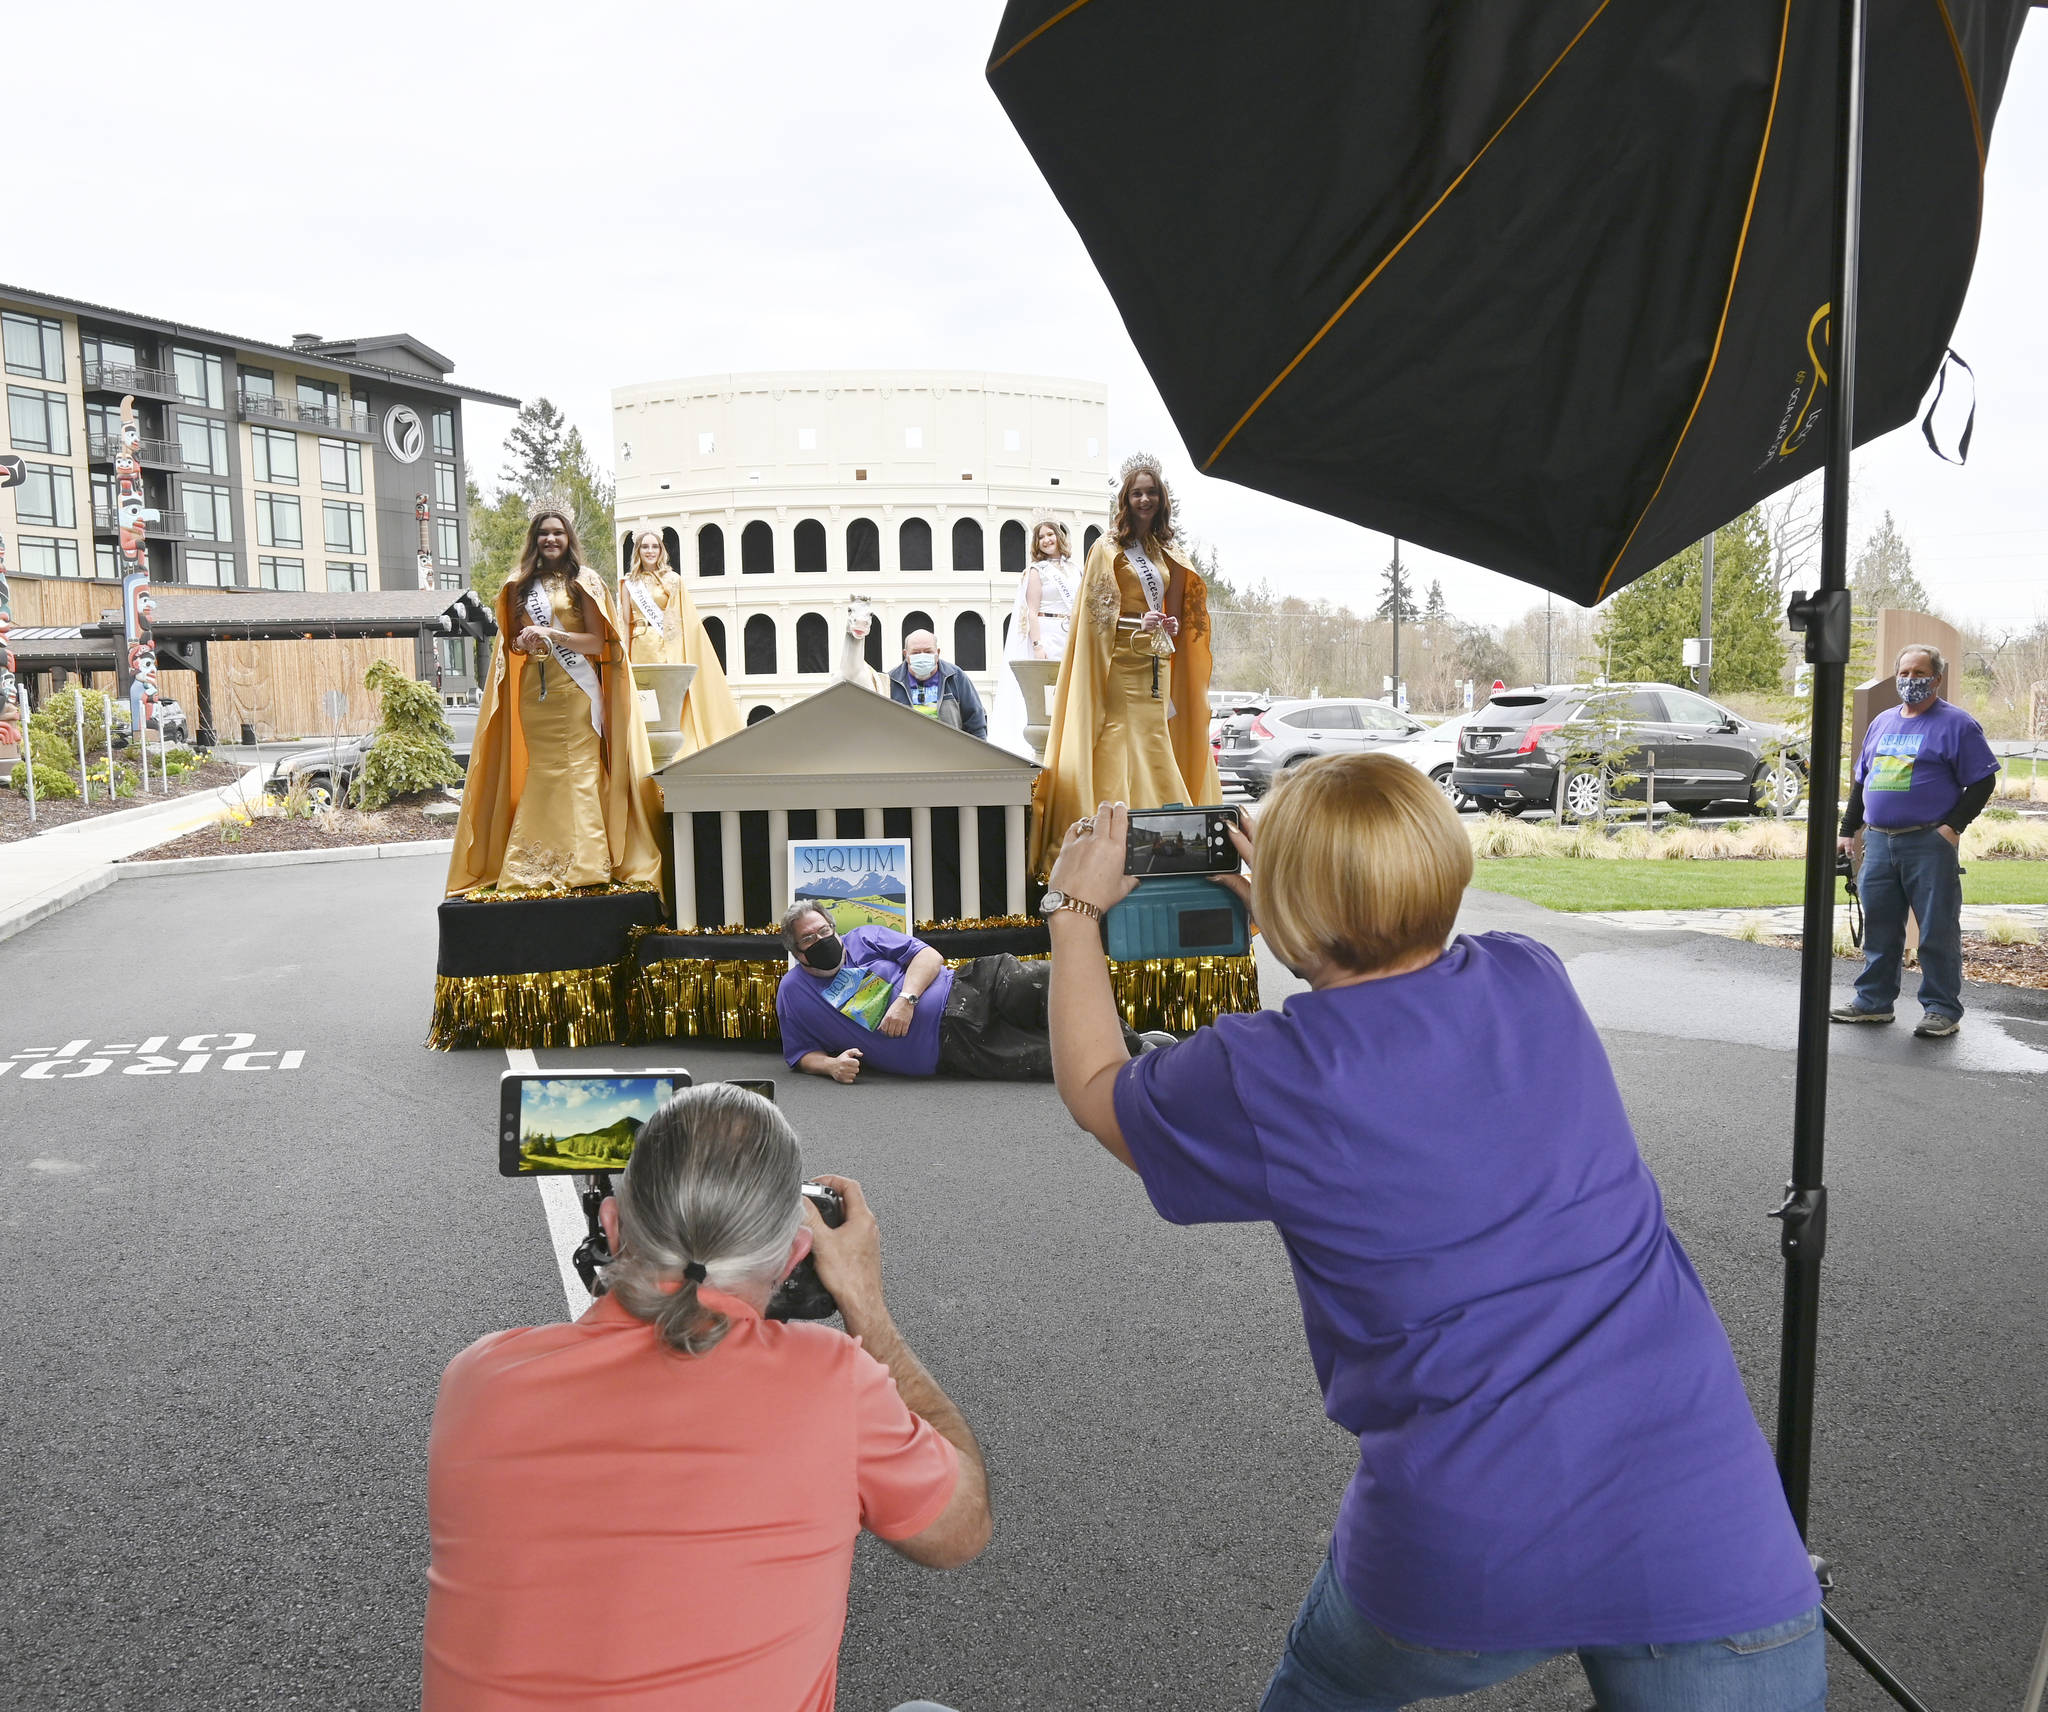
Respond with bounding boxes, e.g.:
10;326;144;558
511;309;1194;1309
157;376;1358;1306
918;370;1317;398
3;852;2044;1711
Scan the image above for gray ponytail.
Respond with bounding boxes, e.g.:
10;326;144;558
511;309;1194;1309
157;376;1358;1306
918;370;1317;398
603;1083;804;1355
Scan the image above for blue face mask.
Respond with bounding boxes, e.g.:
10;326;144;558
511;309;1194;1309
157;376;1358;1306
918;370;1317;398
1895;673;1937;707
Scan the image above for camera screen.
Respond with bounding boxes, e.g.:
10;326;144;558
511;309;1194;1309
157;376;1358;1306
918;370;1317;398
1126;809;1235;875
513;1076;681;1174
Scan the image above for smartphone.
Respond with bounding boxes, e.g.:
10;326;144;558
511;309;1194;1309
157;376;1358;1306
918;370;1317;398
1124;805;1243;877
497;1072;776;1175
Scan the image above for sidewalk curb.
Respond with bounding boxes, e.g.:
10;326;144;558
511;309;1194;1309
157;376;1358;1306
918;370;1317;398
0;867;122;945
30;763;270;840
113;839;454;878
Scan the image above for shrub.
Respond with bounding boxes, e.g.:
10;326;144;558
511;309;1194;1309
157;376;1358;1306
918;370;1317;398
163;745;199;769
1964;820;2048;860
1978;913;2042;947
350;659;465;810
84;760;140;798
9;760;80;799
29;686;115;746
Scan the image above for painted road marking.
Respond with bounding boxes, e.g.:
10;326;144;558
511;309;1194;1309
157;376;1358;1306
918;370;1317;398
504;1047;594;1320
3;1035;305;1077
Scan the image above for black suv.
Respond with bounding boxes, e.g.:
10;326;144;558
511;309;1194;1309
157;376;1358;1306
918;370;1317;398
1451;683;1805;818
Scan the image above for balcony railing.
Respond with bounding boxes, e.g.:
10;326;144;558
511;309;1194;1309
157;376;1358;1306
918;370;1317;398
237;392;374;437
87;432;186;468
93;504;190;540
82;360;183;400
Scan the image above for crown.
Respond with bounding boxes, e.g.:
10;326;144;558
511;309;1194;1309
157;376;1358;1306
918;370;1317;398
1117;451;1166;484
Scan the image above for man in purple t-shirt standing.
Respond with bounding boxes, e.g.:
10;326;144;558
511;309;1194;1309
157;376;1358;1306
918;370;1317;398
1833;643;2000;1037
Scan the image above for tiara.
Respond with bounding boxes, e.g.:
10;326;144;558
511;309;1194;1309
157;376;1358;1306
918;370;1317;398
1117;451;1166;484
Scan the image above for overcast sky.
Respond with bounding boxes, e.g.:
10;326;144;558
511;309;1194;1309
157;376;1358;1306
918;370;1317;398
11;4;2042;631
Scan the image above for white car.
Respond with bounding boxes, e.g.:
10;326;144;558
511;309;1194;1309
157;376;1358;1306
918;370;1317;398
1392;713;1479;806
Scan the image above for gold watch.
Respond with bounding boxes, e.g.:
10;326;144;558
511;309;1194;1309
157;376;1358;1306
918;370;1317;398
1039;890;1103;922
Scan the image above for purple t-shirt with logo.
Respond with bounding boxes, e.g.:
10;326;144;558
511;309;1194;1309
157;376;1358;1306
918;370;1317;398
1854;700;1998;829
776;926;952;1077
1113;932;1817;1650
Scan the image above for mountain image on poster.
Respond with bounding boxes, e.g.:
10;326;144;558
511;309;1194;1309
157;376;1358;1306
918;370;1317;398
788;841;911;934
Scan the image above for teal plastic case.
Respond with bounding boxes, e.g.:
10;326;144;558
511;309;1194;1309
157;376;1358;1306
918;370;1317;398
1103;876;1249;962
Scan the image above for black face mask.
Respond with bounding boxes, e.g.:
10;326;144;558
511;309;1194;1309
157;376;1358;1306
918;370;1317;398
798;933;843;972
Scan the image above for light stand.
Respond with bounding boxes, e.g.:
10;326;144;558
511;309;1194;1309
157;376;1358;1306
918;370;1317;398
1779;3;1936;1707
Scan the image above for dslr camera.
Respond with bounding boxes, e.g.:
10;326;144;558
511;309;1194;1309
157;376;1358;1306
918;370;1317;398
496;1069;846;1321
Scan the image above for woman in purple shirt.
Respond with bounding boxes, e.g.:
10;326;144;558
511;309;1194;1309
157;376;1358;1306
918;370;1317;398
1044;755;1823;1711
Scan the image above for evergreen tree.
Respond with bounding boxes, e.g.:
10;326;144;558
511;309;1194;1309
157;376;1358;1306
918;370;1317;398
1375;557;1419;622
1424;578;1447;622
500;398;567;500
552;426;617;576
467;477;531;609
352;659;465;809
1593;509;1785;692
1851;510;1929;614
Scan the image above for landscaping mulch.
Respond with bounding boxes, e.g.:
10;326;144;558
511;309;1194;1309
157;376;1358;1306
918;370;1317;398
1771;935;2048;991
0;758;248;844
122;803;449;862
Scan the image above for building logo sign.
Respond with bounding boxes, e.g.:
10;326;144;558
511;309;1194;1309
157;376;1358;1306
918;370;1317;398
384;405;425;464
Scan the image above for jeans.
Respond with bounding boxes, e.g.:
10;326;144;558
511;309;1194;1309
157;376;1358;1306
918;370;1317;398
937;955;1140;1079
1855;825;1965;1019
1260;1554;1825;1712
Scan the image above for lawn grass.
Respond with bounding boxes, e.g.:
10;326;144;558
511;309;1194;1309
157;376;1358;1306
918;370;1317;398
1469;858;2048;913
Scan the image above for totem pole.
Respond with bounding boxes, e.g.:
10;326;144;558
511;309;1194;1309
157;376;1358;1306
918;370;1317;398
111;397;161;788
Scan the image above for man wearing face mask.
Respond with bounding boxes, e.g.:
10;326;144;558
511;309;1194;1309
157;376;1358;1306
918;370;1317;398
1832;644;2000;1037
776;902;1158;1083
889;630;987;740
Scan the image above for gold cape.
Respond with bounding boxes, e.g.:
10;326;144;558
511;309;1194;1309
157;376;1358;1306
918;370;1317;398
1029;534;1220;876
445;566;666;897
619;567;744;755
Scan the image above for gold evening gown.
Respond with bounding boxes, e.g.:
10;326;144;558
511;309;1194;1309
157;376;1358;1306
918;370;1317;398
445;566;664;897
1029;534;1220;876
620;566;744;755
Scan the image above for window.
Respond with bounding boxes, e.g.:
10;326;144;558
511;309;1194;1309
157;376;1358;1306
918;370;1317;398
434;460;457;508
253;424;302;481
318;437;362;493
16;535;81;577
903;426;924;450
327;561;369;592
697;523;725;577
258;555;306;591
900;610;934;647
898;517;932;571
323;500;367;554
747;705;776;726
436;517;460;562
999;520;1026;573
95;542;120;578
697;430;716;455
795;612;830;674
432;409;455;454
436;570;464;591
1083;525;1102;556
81;333;136;372
181;414;233;476
8;386;70;455
854;468;867;481
255;492;303;548
436;637;466;678
702;615;727;669
184;481;232;541
1003;429;1021;452
1285;705;1360;730
743;613;778;675
185;549;233;587
951;517;983;571
297;376;340;412
793;518;826;573
953;611;986;671
862;622;884;673
1660;689;1724;726
1359;704;1413;731
797;427;817;451
239;366;275;398
846;517;879;574
172;347;224;408
4;313;65;381
741;519;774;574
16;462;76;528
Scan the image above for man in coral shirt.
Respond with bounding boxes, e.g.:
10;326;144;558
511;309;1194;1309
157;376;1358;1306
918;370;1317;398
423;1085;988;1710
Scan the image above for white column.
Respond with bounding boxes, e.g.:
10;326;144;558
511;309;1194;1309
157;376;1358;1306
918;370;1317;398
910;805;934;928
814;805;839;843
768;808;790;917
720;809;743;926
863;806;884;841
673;813;699;929
957;804;981;923
1004;804;1027;915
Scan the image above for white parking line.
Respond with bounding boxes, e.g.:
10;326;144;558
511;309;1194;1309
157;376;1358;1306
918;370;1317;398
503;1047;595;1320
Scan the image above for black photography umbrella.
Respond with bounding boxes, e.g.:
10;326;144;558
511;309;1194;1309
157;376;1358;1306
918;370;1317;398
991;5;2035;1709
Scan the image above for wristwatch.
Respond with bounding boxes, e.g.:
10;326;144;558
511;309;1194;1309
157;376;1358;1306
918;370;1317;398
1039;890;1103;922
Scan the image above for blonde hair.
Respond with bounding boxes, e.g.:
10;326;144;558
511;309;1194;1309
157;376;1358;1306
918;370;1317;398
1254;752;1472;976
1029;518;1071;562
630;527;672;578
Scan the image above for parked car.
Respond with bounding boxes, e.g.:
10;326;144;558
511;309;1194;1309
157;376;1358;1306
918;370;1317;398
266;730;472;808
111;698;191;746
1210;694;1272;786
1388;712;1481;806
1451;683;1805;818
1228;697;1431;798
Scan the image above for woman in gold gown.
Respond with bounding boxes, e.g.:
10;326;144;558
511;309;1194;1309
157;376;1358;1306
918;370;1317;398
446;509;664;896
618;528;743;755
1029;455;1220;876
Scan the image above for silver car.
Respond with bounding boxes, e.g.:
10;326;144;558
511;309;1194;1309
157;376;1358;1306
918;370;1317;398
1229;697;1430;798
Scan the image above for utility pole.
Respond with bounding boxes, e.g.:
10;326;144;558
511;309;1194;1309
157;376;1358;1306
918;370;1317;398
1389;537;1401;702
1698;531;1716;696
